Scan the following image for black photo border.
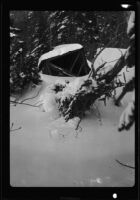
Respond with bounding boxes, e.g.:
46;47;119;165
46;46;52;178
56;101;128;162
1;1;140;199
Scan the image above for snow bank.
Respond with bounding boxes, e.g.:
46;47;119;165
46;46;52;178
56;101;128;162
94;48;126;71
36;82;59;114
37;92;57;113
38;43;83;66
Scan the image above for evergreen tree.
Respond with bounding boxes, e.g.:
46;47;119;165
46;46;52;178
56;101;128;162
118;11;135;131
10;12;42;95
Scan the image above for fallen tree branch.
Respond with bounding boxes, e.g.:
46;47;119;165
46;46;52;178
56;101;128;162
10;127;22;132
10;100;39;108
98;55;126;83
75;118;82;131
115;159;135;169
10;122;22;132
20;89;40;103
88;31;125;79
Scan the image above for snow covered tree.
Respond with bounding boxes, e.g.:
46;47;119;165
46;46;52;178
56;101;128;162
50;11;135;129
10;12;42;95
118;91;135;131
117;11;135;131
10;19;25;94
49;11;99;60
96;11;129;48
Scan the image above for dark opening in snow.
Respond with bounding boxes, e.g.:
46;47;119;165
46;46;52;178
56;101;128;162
38;44;91;77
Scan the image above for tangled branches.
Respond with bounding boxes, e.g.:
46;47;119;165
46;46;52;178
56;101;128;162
56;78;118;122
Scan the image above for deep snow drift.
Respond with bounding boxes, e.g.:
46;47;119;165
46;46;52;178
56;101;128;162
10;48;135;187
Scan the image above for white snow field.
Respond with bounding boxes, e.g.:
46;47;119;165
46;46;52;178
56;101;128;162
10;48;135;187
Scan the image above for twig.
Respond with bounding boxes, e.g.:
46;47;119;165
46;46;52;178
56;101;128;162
20;89;40;103
115;159;135;169
10;122;14;129
51;63;75;77
10;127;22;132
88;47;106;78
114;77;134;106
75;118;82;131
118;48;123;57
95;61;107;74
74;118;82;138
88;31;125;79
123;72;126;83
10;122;22;132
10;100;39;108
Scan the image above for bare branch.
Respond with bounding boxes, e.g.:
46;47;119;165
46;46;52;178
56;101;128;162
88;31;125;79
95;61;107;74
10;122;14;129
10;100;39;108
75;118;82;131
10;122;22;132
98;55;126;83
115;77;134;106
20;89;41;103
115;159;135;169
10;127;22;132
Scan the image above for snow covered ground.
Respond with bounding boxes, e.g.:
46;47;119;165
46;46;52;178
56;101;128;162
10;48;135;187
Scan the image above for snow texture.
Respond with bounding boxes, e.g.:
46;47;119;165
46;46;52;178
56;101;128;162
94;48;126;72
10;48;135;187
10;82;135;186
118;91;135;131
127;11;135;36
38;43;83;66
10;32;17;37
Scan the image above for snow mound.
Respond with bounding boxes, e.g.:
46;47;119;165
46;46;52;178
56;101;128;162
37;89;58;114
94;48;126;70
